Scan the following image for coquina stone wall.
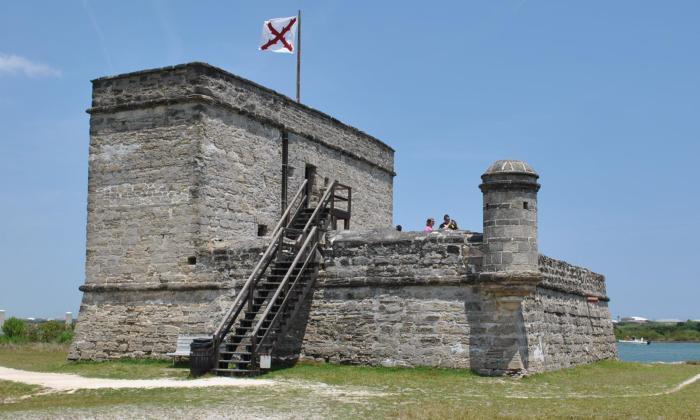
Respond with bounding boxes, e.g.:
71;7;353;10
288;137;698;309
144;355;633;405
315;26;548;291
70;63;614;375
84;103;203;288
521;255;618;372
71;227;617;370
69;241;264;360
71;62;394;360
275;230;617;373
289;230;483;368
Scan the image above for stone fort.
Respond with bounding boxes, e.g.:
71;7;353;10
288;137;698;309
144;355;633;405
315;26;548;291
69;62;617;376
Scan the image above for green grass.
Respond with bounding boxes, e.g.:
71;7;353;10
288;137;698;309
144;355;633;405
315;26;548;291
0;380;39;403
0;343;188;379
1;344;700;418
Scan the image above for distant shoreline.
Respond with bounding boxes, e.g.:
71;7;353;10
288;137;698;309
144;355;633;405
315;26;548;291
614;321;700;343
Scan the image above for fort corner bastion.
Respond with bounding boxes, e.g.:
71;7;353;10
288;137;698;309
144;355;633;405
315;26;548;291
70;62;617;375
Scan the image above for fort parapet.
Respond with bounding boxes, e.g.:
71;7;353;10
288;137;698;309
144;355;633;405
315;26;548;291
70;63;617;375
288;231;616;373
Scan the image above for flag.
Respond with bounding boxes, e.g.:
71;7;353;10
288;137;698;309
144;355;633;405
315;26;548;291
259;16;298;54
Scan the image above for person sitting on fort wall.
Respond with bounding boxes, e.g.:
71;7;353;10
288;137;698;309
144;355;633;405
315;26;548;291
424;218;435;232
439;214;458;230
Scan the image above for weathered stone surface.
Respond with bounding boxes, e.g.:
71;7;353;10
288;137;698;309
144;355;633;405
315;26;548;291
538;254;608;298
69;289;230;360
71;225;616;370
69;241;266;360
71;63;394;359
522;289;618;372
282;230;615;374
480;159;540;273
300;285;474;368
70;65;616;377
89;62;394;174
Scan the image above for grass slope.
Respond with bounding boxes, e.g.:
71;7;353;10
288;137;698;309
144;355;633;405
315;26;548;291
0;344;699;418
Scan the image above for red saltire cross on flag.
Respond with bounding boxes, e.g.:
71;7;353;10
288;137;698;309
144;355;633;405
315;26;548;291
259;16;298;54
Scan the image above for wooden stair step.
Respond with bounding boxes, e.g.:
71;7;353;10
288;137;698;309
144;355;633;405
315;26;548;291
219;348;251;353
212;200;329;378
214;368;260;376
218;359;252;365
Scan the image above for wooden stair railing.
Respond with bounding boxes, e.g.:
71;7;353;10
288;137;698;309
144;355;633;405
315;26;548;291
211;179;309;352
210;180;352;376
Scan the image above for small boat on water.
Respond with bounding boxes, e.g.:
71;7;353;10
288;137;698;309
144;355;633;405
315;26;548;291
618;337;651;345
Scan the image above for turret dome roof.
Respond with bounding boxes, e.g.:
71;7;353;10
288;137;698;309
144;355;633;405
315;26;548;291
483;160;538;176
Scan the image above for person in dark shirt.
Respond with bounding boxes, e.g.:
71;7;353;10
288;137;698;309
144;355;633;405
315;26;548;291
439;214;458;230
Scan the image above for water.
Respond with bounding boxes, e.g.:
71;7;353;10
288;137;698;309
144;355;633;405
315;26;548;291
617;342;700;363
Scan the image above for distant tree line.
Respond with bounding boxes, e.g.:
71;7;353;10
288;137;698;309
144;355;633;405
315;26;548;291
614;320;700;342
1;317;74;344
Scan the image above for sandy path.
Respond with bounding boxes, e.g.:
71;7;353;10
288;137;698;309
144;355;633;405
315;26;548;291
663;372;700;395
505;372;700;399
0;366;275;391
2;365;698;398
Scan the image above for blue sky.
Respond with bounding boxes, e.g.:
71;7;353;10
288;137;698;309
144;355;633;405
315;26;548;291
1;1;698;320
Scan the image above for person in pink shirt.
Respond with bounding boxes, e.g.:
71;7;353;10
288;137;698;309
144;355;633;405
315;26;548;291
424;218;435;232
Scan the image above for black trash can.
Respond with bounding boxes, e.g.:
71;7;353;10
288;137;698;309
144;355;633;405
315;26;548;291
189;337;215;377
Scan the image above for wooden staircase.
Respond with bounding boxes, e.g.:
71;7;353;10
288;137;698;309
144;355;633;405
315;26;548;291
211;180;351;376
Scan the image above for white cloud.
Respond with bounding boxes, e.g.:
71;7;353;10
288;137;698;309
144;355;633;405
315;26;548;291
0;53;61;78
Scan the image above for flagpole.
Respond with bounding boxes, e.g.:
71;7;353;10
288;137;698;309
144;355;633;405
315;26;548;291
296;9;301;103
